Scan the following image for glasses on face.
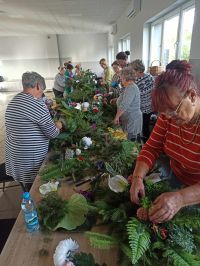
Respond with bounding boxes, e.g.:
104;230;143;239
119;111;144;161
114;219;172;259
165;93;187;117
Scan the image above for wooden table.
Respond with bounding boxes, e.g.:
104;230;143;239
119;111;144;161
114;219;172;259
0;174;117;266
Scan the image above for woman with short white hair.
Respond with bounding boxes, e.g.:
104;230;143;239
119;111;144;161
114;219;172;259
114;66;142;142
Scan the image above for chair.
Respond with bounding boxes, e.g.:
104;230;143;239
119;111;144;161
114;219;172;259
0;163;19;192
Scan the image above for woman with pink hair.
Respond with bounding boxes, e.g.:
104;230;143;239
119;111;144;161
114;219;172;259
130;60;200;223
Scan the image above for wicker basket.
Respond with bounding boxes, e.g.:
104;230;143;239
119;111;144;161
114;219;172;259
149;60;165;76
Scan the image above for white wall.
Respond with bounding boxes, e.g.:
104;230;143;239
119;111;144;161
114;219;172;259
0;35;60;80
57;33;108;76
0;33;108;83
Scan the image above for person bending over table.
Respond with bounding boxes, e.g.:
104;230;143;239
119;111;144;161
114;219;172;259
130;60;200;223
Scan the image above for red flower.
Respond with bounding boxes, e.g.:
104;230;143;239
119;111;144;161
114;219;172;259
77;155;84;161
160;228;168;240
93;107;99;113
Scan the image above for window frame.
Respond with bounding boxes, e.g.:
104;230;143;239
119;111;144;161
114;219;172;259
149;0;195;65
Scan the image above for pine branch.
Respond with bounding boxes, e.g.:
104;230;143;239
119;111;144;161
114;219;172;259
126;218;151;264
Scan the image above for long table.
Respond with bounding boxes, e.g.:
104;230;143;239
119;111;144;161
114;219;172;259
0;175;117;266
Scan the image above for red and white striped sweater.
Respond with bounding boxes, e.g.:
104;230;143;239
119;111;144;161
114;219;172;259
137;114;200;185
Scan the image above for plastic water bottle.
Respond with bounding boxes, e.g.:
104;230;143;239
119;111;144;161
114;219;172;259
21;192;40;233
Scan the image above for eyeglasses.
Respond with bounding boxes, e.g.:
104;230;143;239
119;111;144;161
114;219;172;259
166;93;187;117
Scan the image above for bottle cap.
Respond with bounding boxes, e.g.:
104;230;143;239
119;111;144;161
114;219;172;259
23;192;30;199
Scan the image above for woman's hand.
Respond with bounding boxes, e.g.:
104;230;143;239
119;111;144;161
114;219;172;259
130;177;145;204
149;191;184;223
55;121;62;130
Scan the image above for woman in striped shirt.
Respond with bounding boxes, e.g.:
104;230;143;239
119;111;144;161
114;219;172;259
130;60;200;223
5;72;62;191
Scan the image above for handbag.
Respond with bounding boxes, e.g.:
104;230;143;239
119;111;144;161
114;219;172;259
148;60;165;76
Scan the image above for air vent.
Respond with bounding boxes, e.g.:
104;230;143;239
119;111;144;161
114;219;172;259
126;0;141;19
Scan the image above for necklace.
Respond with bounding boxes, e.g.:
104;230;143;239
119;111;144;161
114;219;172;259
179;114;200;145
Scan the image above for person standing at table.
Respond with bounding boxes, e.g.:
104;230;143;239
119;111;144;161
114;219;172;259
5;71;62;191
130;59;154;142
53;67;66;98
114;66;142;142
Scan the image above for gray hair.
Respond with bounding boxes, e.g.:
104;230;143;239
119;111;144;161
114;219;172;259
120;66;137;81
130;59;145;72
22;72;46;90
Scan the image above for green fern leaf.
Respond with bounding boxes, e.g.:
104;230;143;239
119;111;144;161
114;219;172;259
163;248;200;266
126;218;151;264
85;231;119;249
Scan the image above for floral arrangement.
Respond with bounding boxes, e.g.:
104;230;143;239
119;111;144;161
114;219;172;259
85;179;200;266
38;69;200;265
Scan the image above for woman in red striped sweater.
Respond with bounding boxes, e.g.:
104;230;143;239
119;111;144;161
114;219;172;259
130;60;200;223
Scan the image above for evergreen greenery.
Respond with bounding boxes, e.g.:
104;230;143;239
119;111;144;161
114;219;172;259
126;218;151;264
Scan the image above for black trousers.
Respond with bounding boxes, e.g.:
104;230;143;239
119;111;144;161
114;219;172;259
19;182;32;192
142;112;153;142
53;88;63;98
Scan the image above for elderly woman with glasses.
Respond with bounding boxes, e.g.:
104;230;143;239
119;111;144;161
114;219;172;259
130;60;200;223
114;66;142;142
5;72;62;192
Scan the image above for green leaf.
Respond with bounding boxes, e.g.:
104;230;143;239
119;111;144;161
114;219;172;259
126;218;151;264
163;248;200;266
55;193;89;230
105;162;117;176
85;231;119;249
55;132;70;140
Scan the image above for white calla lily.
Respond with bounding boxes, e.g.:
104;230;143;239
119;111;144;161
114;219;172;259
108;175;128;193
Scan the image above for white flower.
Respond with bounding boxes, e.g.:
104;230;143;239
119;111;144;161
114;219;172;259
108;175;128;193
82;137;92;149
82;102;90;108
53;238;79;266
39;181;59;195
75;103;81;110
75;148;82;156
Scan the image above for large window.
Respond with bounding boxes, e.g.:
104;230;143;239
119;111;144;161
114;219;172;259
149;1;195;66
118;34;130;52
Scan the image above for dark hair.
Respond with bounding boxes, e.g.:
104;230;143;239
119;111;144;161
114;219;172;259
111;60;119;67
152;60;198;112
116;51;130;60
66;63;74;70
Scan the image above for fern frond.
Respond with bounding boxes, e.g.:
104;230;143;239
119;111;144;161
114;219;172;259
126;218;151;264
173;216;200;229
85;231;119;249
163;248;200;266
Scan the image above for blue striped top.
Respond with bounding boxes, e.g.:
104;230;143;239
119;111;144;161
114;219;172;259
5;92;59;183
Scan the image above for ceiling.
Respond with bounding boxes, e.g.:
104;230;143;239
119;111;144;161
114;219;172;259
0;0;131;36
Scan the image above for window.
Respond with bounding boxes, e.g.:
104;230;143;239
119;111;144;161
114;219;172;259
118;34;130;52
149;1;195;66
108;47;114;66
